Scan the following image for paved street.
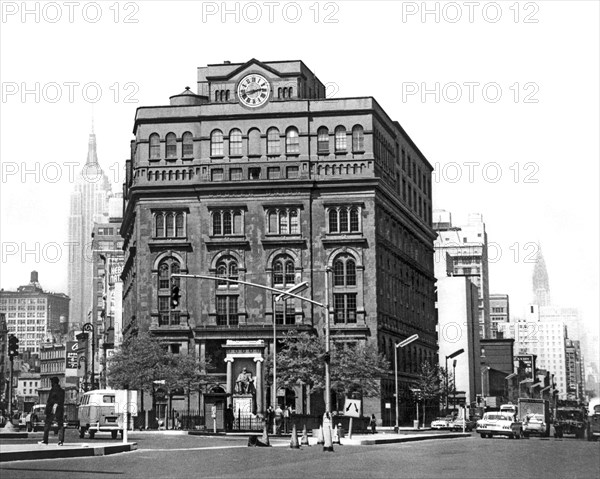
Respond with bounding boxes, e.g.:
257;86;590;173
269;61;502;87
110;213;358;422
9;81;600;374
1;430;598;479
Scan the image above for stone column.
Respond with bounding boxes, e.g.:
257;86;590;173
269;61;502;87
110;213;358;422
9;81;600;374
225;358;233;406
254;357;264;414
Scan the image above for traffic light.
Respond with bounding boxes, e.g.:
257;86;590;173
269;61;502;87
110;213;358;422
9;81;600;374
8;334;19;358
170;283;181;309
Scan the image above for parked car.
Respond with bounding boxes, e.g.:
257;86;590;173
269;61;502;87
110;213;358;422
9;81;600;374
449;417;476;432
431;416;454;429
476;412;522;439
25;404;59;433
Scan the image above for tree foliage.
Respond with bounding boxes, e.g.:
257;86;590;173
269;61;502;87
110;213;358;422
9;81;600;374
266;330;390;399
106;331;214;395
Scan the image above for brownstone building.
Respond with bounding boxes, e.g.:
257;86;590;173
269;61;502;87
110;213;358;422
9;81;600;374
121;59;437;423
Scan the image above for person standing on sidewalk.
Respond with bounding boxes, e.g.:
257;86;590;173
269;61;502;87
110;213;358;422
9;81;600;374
38;377;65;445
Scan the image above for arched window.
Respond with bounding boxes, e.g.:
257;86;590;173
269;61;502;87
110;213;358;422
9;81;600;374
335;126;347;152
352;125;364;152
333;254;356;287
287;87;293;98
317;127;329;153
182;132;193;157
149;133;160;160
165;133;177;159
272;254;295;325
272;254;295;287
155;211;186;238
267;127;281;155
332;252;358;324
229;129;242;156
157;257;181;326
212;209;243;236
285;127;300;154
225;90;230;101
248;128;261;156
267;208;300;235
328;206;361;233
211;130;224;156
216;256;239;288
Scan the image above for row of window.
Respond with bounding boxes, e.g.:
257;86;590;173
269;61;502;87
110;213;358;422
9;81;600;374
153;206;362;239
156;252;360;327
0;298;46;304
146;125;366;160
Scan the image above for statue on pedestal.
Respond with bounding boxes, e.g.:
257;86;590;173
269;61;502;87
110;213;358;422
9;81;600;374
234;367;255;395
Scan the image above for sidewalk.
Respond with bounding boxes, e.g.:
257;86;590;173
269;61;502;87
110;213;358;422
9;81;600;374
0;441;137;462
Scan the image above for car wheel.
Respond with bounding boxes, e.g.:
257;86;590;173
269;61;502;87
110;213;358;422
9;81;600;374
480;433;486;438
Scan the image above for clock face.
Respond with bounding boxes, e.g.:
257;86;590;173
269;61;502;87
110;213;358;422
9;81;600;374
237;74;271;108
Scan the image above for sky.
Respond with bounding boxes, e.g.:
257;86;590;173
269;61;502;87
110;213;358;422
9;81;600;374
1;1;598;339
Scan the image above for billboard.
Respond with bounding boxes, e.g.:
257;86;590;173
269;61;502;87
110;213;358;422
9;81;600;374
515;354;536;380
65;341;79;371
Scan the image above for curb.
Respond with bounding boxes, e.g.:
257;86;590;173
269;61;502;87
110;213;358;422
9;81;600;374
0;443;138;462
0;432;29;439
344;432;471;446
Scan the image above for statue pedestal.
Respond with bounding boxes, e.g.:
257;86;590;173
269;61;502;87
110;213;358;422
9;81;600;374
233;395;254;415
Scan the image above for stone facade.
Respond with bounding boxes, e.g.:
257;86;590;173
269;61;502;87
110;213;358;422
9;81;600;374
121;59;437;421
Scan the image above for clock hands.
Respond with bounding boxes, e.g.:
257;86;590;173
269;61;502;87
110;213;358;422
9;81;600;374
245;86;267;96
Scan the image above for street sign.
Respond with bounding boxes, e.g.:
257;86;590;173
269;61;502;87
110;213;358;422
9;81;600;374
343;398;361;418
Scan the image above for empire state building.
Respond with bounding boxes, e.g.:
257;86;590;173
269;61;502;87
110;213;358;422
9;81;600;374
67;129;111;330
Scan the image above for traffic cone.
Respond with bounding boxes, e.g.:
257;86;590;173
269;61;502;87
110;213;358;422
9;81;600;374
258;422;271;447
323;424;334;452
332;424;340;445
290;424;300;449
316;425;324;445
300;425;310;446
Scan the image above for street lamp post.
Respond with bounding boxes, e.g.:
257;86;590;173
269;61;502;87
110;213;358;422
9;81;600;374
83;322;95;390
394;334;419;431
445;348;464;414
452;359;457;414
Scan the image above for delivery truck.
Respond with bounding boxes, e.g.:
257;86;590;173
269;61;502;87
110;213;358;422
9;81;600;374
518;398;550;437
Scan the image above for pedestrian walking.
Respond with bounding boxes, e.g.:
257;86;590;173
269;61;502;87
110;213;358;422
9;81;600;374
275;404;284;435
369;414;377;434
38;376;65;445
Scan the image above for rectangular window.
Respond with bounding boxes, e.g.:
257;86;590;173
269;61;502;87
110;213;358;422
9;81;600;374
230;168;243;181
249;167;261;180
334;293;357;324
287;166;299;178
275;299;295;325
211;169;224;181
216;295;238;326
267;167;281;179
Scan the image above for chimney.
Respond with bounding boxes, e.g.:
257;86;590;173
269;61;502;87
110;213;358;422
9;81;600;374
31;271;39;283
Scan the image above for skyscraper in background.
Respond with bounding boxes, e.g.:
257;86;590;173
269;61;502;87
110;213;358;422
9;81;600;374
67;128;111;331
532;248;551;307
433;210;491;339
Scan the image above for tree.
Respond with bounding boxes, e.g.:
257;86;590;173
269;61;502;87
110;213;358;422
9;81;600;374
416;361;450;425
267;330;390;409
331;342;390;399
107;331;170;399
107;332;214;415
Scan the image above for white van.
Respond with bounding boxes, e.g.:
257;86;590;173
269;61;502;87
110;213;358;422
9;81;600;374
78;389;123;439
